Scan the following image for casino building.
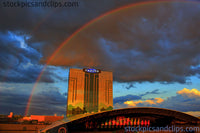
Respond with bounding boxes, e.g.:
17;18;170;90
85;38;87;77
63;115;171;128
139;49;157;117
67;68;113;117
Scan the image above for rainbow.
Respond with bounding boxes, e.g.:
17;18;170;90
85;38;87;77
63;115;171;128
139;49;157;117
25;0;198;116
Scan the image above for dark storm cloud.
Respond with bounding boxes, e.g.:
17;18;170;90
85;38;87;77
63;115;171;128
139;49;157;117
157;94;200;112
0;85;67;115
0;31;64;83
125;83;135;90
47;2;200;83
0;0;140;60
0;0;148;83
140;89;163;96
113;94;141;104
146;94;200;112
0;91;29;115
28;87;67;115
1;1;200;84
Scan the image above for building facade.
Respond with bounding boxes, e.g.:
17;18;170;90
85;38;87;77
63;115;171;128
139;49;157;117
67;68;113;116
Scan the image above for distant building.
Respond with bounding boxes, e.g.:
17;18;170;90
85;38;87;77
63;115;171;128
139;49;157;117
8;112;13;118
0;112;22;124
22;115;64;124
67;68;113;116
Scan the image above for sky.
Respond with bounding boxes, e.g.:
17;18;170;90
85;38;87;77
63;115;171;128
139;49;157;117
0;0;200;117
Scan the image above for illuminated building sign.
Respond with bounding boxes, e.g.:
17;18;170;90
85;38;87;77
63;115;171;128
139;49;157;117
83;68;101;73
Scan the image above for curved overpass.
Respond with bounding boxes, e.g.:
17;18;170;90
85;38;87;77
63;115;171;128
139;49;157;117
40;107;200;133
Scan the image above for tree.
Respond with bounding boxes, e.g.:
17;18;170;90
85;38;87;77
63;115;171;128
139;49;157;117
106;106;113;111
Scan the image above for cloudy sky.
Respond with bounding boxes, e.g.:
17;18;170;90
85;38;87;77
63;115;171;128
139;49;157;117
0;0;200;117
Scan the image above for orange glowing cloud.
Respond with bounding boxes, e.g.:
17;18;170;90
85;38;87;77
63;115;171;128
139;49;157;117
124;98;164;107
177;88;200;98
154;98;164;103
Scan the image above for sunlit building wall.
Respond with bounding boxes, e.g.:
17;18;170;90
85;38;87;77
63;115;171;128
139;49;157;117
67;68;113;116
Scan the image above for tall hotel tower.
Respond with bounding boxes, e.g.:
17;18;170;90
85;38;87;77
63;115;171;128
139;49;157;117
67;68;113;116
